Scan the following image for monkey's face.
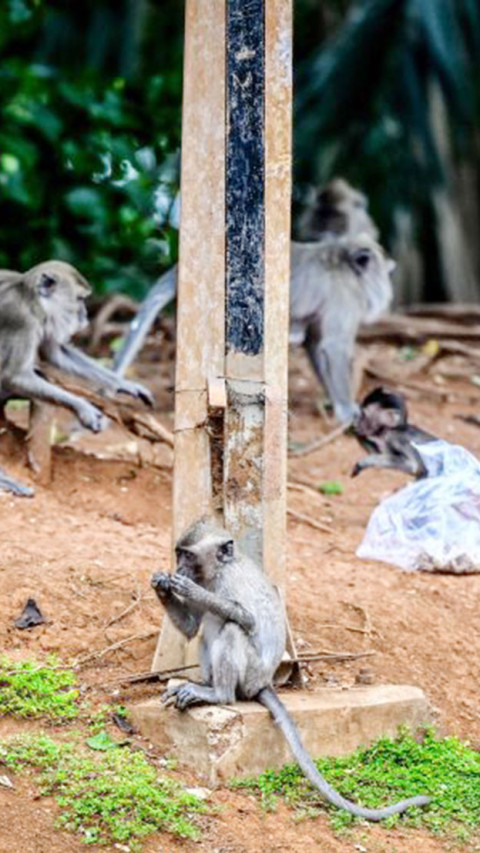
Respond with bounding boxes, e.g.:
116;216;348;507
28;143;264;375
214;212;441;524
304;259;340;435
26;261;92;342
176;535;235;584
355;387;408;437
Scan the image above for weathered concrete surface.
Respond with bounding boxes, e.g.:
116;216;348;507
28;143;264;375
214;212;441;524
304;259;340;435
129;685;432;785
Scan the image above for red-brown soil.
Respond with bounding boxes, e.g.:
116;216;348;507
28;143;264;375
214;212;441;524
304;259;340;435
1;345;480;852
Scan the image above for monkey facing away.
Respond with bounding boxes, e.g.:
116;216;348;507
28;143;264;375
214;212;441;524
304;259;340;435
352;387;436;479
115;234;394;424
0;260;154;495
296;177;379;243
151;518;430;821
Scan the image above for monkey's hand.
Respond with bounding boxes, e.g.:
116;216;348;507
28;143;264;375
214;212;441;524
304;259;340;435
77;401;105;433
151;572;172;599
168;574;198;599
116;379;155;407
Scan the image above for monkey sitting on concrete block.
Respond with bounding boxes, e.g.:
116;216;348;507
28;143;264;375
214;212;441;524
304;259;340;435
352;387;435;479
151;518;430;821
0;260;154;495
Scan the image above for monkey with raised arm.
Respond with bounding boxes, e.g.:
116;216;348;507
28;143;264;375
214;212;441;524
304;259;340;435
0;260;154;496
151;518;430;821
352;387;436;479
297;177;379;243
115;234;394;424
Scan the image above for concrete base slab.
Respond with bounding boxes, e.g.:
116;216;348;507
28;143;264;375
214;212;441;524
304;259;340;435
129;684;432;785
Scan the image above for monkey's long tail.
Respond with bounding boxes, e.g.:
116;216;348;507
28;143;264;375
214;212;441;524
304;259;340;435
113;264;178;376
257;686;430;822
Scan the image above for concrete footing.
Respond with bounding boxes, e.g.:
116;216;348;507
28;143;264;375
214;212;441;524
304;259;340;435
129;684;431;785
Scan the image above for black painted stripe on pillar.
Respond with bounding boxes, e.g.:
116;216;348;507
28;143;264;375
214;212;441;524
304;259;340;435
226;0;265;356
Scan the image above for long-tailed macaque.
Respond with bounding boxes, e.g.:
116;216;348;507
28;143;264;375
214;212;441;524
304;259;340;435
297;177;379;242
114;235;394;423
0;260;154;495
352;387;435;478
152;518;430;821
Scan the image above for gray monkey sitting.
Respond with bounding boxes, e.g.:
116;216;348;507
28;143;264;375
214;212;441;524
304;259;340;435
151;518;430;821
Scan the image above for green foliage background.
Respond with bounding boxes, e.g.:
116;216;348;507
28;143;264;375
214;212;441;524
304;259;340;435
0;0;183;298
1;0;479;300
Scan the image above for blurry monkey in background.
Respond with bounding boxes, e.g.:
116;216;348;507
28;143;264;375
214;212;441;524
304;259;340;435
297;177;379;243
0;260;154;495
290;235;395;422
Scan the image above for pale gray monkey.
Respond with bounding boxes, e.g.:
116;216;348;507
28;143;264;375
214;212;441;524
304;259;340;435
151;518;430;821
0;260;154;496
297;177;379;242
115;235;394;423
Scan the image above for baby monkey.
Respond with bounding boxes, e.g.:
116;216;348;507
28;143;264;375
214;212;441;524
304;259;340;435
0;260;154;495
152;518;430;821
352;387;435;479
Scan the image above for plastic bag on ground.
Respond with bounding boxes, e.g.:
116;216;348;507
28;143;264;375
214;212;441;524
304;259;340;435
356;439;480;573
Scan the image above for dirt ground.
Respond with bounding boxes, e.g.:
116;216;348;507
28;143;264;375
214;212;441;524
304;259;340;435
1;341;480;852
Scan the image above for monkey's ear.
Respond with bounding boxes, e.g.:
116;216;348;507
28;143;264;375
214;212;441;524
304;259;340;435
351;248;372;274
38;273;58;297
217;539;234;562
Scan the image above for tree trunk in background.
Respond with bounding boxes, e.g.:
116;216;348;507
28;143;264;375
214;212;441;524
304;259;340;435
391;208;423;307
429;82;479;303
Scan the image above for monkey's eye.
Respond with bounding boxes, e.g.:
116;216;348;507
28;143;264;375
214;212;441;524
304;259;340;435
175;547;197;574
217;540;234;562
352;249;371;273
38;273;57;296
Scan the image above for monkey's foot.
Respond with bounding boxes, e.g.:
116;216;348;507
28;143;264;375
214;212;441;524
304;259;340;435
162;682;218;711
116;380;155;407
351;462;363;478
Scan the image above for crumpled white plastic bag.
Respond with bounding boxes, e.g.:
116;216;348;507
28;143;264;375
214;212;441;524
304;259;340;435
356;439;480;572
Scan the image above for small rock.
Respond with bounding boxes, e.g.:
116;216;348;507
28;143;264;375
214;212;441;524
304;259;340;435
14;598;45;630
0;775;14;789
355;668;375;686
185;786;211;800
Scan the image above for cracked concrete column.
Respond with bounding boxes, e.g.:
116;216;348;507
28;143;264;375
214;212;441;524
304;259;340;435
153;0;292;671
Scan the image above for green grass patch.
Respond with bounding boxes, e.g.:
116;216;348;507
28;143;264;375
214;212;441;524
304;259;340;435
0;656;79;720
0;733;207;848
233;728;480;844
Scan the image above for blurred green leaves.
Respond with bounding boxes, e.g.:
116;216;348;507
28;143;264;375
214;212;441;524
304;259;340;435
0;1;182;296
294;0;480;249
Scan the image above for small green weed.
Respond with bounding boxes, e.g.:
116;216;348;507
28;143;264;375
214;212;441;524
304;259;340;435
317;480;343;495
0;733;207;848
0;656;79;720
234;728;480;845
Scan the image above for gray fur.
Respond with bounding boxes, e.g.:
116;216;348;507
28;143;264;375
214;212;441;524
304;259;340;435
0;260;154;496
115;235;394;423
152;519;430;820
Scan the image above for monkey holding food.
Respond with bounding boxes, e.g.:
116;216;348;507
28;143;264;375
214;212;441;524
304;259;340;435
0;260;154;496
352;387;435;479
152;517;430;821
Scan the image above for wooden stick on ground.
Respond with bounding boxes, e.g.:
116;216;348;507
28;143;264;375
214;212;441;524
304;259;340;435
289;422;349;458
287;508;332;535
